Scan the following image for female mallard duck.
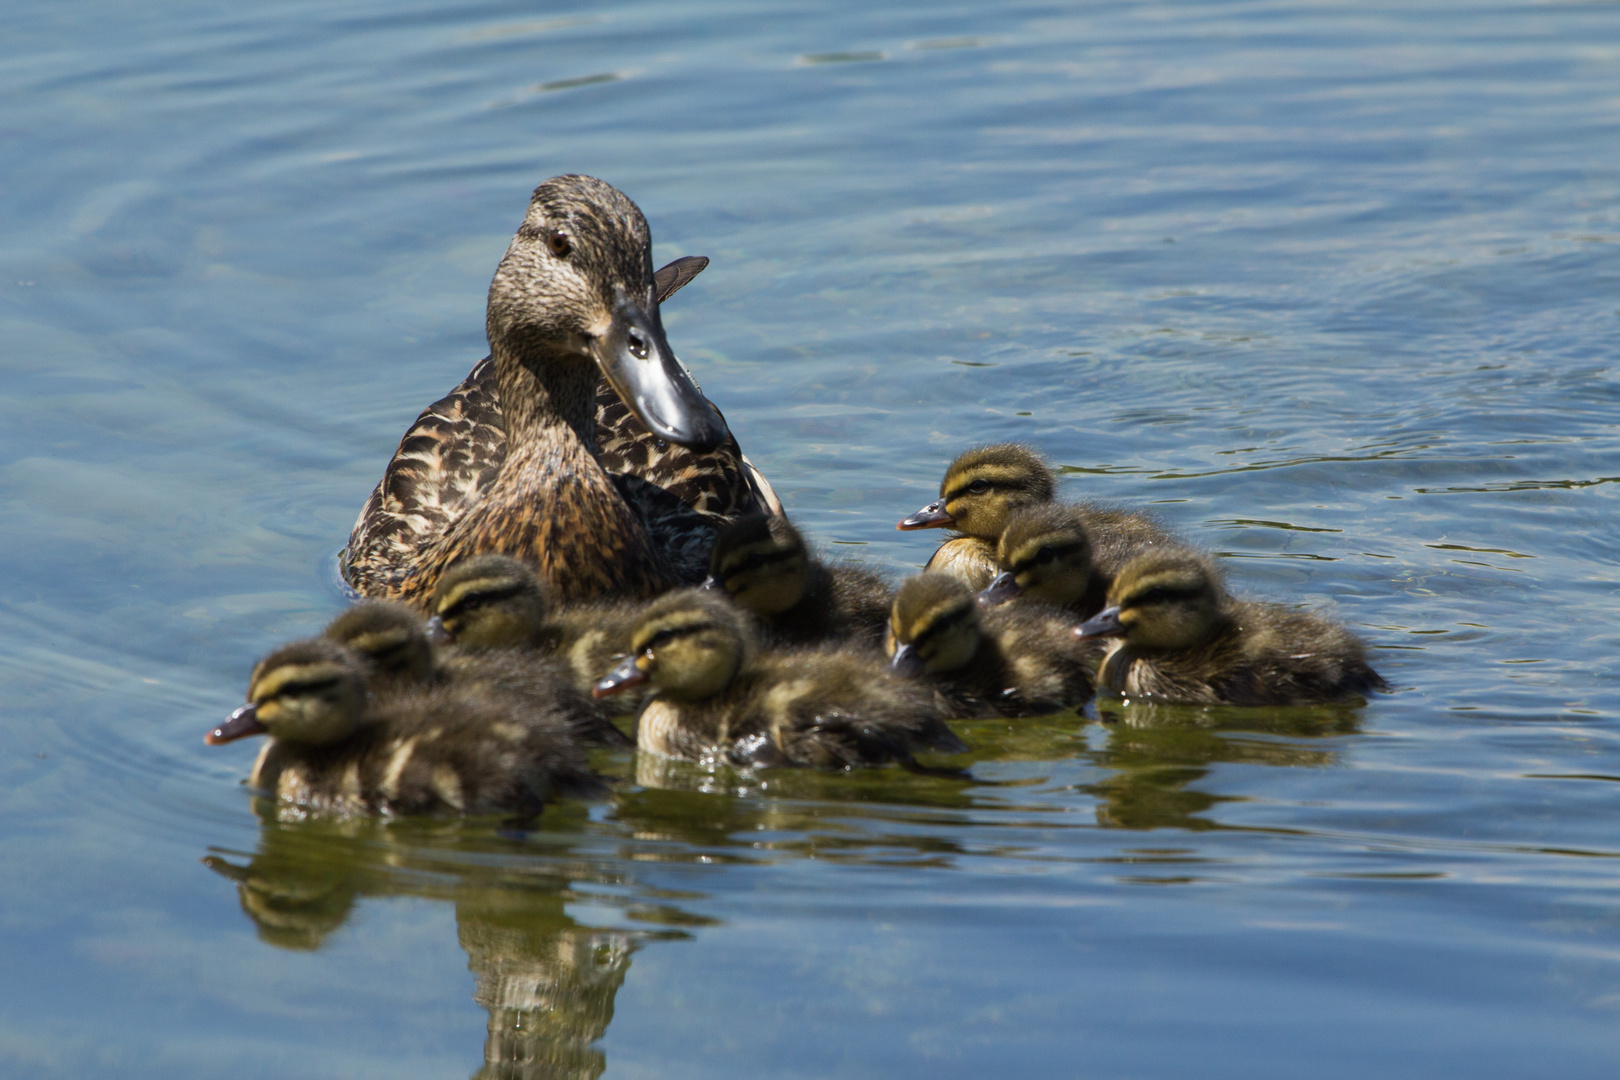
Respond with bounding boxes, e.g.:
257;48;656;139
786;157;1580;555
591;590;966;769
342;175;779;608
323;598;630;747
1073;547;1390;705
887;573;1097;717
205;638;605;817
425;553;643;703
898;444;1173;592
702;512;892;648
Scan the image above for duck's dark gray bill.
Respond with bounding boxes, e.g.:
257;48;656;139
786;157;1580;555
897;499;953;530
206;703;267;745
977;572;1022;608
592;655;650;699
699;575;720;592
1073;605;1126;640
593;293;728;451
889;643;926;679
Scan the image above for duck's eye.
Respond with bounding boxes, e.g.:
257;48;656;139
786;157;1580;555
1037;546;1056;564
967;480;990;495
1135;587;1170;607
548;231;572;257
742;553;767;572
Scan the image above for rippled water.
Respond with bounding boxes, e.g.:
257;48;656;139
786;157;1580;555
3;0;1619;1075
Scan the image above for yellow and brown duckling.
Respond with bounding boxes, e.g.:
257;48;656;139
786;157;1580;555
426;553;642;706
887;573;1098;718
897;443;1054;590
324;597;630;748
206;638;606;817
975;504;1108;617
702;512;892;648
342;175;776;610
1073;547;1390;706
591;590;967;770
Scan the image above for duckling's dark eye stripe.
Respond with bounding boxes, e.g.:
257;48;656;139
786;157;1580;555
725;548;798;574
643;622;714;651
1011;540;1087;573
944;480;1001;502
910;604;976;648
265;676;345;699
441;581;525;617
1125;585;1203;608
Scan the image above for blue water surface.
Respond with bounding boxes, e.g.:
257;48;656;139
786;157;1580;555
2;1;1619;1076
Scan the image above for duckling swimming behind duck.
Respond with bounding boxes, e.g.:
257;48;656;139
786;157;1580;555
324;597;630;747
1074;547;1390;706
592;590;966;770
206;638;605;817
888;573;1097;718
703;513;892;648
897;443;1054;590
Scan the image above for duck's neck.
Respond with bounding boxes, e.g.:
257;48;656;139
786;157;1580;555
490;338;599;453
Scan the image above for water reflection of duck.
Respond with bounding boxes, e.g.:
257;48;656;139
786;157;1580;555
593;589;966;769
702;512;892;648
898;444;1172;592
886;573;1097;718
342;175;779;609
323;598;631;748
203;817;644;1079
1076;548;1390;706
206;638;606;817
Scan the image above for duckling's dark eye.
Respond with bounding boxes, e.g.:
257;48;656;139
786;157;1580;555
968;480;990;494
742;553;767;572
1135;587;1170;607
548;231;572;258
1037;546;1056;564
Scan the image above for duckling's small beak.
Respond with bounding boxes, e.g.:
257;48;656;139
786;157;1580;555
897;499;953;531
425;615;452;647
888;643;926;679
699;575;720;592
592;290;728;451
206;703;267;745
977;572;1022;608
592;655;649;699
1074;606;1126;640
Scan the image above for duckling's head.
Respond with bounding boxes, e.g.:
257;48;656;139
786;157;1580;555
896;443;1055;540
1074;548;1226;650
207;639;365;748
979;505;1097;609
323;601;435;683
886;573;983;678
429;554;549;651
487;174;726;450
592;590;753;703
704;513;808;616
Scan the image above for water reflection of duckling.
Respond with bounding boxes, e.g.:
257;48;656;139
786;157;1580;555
1075;548;1390;706
592;590;966;769
897;443;1054;590
703;512;891;648
206;638;606;817
427;554;643;704
886;573;1097;718
325;598;631;748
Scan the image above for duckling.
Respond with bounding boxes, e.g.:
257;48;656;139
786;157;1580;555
342;176;777;609
427;554;642;705
899;444;1175;593
323;598;631;747
977;502;1171;618
591;590;966;770
897;443;1054;590
886;573;1097;717
1073;547;1390;706
206;638;605;817
702;512;892;648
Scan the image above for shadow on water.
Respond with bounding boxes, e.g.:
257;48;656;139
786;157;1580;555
202;806;702;1080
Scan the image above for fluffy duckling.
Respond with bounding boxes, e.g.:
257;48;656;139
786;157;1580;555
897;443;1054;590
323;598;630;747
887;573;1097;718
206;639;605;817
427;554;642;703
702;513;892;648
1074;547;1390;705
591;590;966;770
977;502;1170;618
